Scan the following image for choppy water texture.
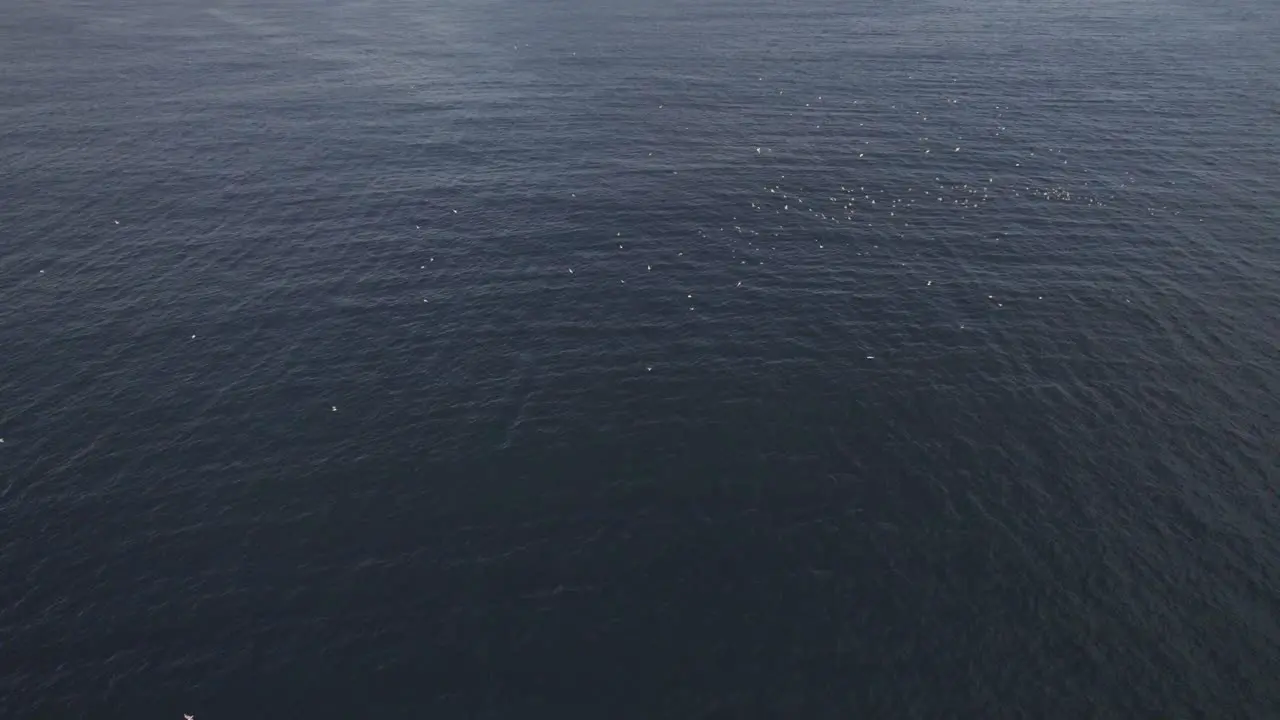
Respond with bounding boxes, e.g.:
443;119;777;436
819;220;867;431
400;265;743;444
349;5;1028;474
2;0;1279;716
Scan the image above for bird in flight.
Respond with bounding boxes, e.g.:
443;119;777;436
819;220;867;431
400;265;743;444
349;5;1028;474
184;715;195;720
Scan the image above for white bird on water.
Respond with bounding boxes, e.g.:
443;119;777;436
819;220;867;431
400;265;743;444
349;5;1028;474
185;715;195;720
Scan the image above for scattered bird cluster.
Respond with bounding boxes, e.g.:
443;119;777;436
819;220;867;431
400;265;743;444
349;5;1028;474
386;86;1109;385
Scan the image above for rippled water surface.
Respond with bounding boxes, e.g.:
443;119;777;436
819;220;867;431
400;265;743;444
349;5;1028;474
2;0;1279;716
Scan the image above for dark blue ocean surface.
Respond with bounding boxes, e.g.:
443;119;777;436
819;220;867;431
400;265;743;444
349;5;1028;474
2;0;1278;716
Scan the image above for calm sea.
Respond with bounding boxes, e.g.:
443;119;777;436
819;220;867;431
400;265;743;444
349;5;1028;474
2;0;1278;716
